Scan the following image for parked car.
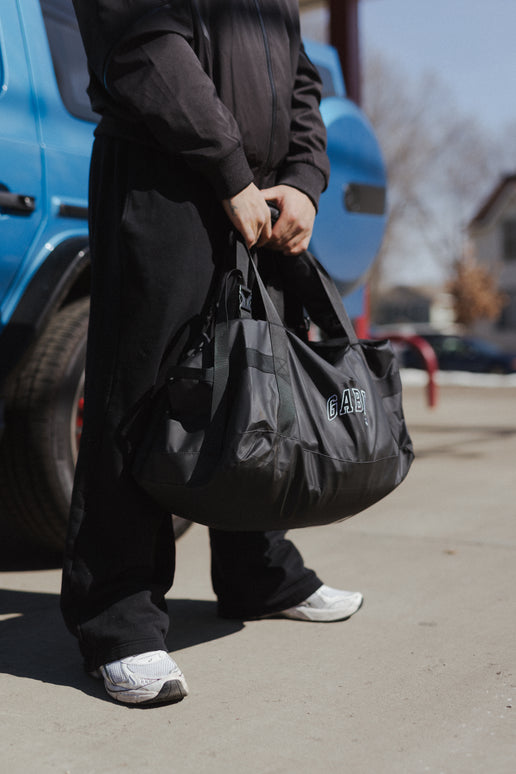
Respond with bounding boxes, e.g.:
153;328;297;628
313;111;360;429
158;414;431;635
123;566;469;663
402;333;516;374
0;0;387;551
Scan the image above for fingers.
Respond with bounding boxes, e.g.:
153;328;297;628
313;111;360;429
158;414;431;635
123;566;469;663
222;183;316;254
260;185;316;255
281;231;312;256
222;183;272;249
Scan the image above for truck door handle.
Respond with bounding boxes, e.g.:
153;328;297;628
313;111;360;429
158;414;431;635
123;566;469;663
0;191;36;214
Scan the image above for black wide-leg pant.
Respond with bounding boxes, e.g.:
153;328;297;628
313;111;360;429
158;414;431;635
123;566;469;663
60;137;321;671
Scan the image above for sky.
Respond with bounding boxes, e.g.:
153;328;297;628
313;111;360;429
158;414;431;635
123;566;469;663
302;0;516;135
360;0;516;135
301;0;516;286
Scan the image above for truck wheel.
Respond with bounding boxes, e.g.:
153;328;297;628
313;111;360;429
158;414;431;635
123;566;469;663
0;298;191;552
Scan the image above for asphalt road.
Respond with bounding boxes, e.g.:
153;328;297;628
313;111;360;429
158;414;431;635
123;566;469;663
1;379;515;773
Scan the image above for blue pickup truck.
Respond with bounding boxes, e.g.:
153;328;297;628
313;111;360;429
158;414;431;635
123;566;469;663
0;0;387;550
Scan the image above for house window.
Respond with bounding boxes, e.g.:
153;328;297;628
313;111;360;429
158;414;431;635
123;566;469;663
503;220;516;262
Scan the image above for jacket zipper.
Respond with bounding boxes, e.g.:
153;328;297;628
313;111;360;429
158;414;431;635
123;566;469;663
252;0;277;173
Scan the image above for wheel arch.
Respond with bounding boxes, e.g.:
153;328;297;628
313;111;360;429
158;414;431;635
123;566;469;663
0;237;91;389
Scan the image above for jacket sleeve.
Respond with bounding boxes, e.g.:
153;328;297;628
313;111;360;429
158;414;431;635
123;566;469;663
73;2;254;199
276;45;330;210
106;31;254;199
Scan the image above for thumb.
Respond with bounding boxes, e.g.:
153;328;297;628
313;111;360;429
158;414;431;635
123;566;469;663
261;188;284;223
260;186;282;200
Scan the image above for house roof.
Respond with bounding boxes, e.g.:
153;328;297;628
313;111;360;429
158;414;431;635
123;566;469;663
469;173;516;230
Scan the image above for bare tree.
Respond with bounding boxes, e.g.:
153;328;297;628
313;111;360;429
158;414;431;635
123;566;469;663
447;246;507;326
362;51;498;305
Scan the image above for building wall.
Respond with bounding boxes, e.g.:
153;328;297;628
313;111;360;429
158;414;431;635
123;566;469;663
469;184;516;349
499;194;516;290
473;190;516;283
473;228;501;271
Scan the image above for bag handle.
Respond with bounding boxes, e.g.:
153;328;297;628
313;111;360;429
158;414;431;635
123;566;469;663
211;239;296;435
235;239;285;326
231;194;359;345
235;238;360;346
293;251;360;345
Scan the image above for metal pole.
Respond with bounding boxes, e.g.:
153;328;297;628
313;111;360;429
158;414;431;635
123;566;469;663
329;0;361;104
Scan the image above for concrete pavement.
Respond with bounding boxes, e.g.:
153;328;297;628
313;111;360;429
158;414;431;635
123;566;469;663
0;378;515;773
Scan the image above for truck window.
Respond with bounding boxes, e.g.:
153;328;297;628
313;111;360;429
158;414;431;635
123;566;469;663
39;0;97;123
315;65;337;100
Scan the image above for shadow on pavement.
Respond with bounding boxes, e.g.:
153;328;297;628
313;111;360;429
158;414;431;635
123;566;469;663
0;521;244;703
165;598;244;652
409;422;516;459
0;521;62;571
0;588;244;703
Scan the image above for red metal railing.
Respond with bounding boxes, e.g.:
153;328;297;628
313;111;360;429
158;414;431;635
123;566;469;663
380;333;439;407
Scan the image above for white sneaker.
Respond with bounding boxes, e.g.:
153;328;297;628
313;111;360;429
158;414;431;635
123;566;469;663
92;650;189;705
271;585;363;622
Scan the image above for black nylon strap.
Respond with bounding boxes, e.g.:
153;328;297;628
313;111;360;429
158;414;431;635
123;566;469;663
168;365;213;383
301;252;359;345
235;242;297;435
210;241;296;434
212;320;231;421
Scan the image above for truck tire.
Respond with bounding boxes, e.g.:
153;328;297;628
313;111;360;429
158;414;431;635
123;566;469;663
0;298;191;551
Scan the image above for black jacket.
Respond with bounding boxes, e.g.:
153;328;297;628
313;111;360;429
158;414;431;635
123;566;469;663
72;0;329;205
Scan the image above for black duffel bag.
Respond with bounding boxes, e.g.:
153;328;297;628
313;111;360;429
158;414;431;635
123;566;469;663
131;239;414;530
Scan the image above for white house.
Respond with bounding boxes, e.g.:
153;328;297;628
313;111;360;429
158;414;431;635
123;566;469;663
468;174;516;349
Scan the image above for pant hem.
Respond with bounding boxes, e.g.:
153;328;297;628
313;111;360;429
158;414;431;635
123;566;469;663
217;576;323;620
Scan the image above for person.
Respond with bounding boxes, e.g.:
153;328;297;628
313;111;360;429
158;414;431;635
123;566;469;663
62;0;363;706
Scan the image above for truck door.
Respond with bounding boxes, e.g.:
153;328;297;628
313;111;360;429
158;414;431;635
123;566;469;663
0;3;44;317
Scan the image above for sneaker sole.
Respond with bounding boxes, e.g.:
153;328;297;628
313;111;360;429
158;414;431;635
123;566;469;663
91;668;189;706
266;594;364;622
107;677;189;706
134;678;188;706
